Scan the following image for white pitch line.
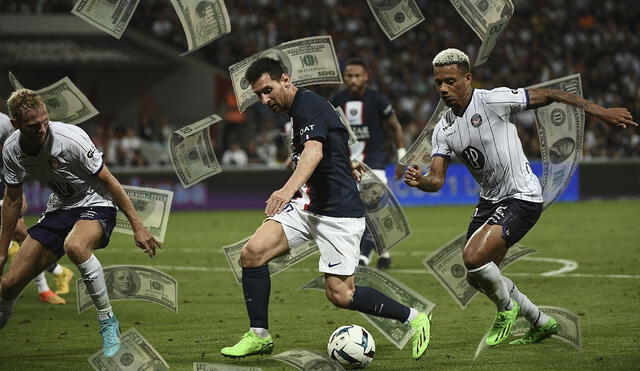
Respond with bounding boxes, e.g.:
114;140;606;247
147;265;640;279
521;256;579;276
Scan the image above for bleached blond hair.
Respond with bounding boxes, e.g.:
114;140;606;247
432;48;470;70
7;89;45;121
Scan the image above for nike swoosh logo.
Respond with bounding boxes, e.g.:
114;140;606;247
328;262;341;268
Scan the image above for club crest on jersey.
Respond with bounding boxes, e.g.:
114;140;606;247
48;156;62;170
470;114;483;128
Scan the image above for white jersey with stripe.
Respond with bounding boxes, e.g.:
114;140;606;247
2;121;115;212
0;113;14;179
431;87;543;203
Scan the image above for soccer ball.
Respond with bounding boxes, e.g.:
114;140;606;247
327;324;375;369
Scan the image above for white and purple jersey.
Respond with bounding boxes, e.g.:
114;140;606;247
431;87;543;203
2;121;115;212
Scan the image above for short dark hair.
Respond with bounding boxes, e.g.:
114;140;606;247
344;57;368;71
245;57;285;85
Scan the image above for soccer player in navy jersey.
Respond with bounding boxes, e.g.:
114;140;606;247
331;58;406;270
405;48;637;346
221;57;430;361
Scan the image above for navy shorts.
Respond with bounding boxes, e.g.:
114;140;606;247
28;206;117;258
466;198;543;248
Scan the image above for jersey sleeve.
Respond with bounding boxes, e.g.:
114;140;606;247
67;126;104;175
377;92;394;120
2;146;25;186
431;120;452;159
483;87;529;119
295;103;330;147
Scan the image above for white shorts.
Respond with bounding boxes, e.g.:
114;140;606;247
268;199;365;276
371;168;388;185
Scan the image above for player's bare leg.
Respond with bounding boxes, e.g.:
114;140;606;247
65;219;120;357
0;237;58;329
221;220;289;358
464;224;518;346
325;274;430;360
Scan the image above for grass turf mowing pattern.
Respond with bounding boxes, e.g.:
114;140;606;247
0;200;638;370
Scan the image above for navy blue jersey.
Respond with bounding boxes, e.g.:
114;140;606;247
330;88;394;169
289;88;364;218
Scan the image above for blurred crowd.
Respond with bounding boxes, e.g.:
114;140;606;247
3;0;639;167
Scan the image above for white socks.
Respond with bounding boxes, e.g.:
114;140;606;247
250;327;270;338
0;298;17;330
405;307;419;323
49;264;64;275
468;262;513;311
77;254;113;321
33;272;50;293
502;276;550;328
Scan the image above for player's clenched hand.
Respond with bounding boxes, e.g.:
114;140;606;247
133;227;161;257
597;107;638;128
351;160;366;182
265;187;294;216
404;165;423;187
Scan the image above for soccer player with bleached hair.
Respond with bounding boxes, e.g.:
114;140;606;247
221;57;431;361
0;89;161;357
405;48;637;346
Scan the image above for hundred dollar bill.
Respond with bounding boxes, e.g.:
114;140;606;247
359;163;411;254
194;363;262;371
229;36;342;112
223;236;319;285
449;0;514;66
511;305;581;350
423;233;536;309
8;72;99;125
77;265;178;312
114;185;173;243
301;266;435;349
528;74;584;210
170;0;231;55
367;0;425;40
88;328;170;371
270;349;345;371
71;0;140;39
335;107;358;146
169;115;222;188
399;98;448;168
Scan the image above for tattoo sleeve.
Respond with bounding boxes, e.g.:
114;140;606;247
418;173;443;192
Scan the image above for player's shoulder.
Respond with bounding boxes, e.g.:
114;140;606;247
330;89;349;104
49;121;89;138
3;130;20;151
477;87;522;102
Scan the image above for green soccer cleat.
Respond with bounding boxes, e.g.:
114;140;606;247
221;330;274;358
409;312;431;360
485;300;519;346
510;317;559;345
99;316;121;358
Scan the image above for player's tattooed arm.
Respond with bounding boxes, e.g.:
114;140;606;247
527;88;638;128
404;156;449;192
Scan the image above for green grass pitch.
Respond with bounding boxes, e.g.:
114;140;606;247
1;199;638;370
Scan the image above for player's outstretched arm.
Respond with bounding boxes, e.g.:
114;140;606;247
404;156;449;192
265;140;323;216
95;166;161;257
527;88;638;128
0;185;23;275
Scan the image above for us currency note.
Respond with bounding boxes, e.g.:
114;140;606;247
169;115;222;188
193;363;262;371
170;0;231;55
114;185;173;243
71;0;140;39
367;0;425;40
528;74;584;210
88;328;170;371
270;349;345;371
8;72;99;125
359;163;411;255
399;99;448;168
423;233;536;309
301;266;435;349
449;0;514;66
77;265;178;312
511;306;581;350
223;235;319;285
229;36;342;112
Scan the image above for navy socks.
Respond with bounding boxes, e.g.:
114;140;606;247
242;265;271;329
347;285;410;323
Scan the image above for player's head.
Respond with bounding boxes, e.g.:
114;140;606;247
343;58;369;96
432;48;472;109
7;89;49;145
246;57;296;113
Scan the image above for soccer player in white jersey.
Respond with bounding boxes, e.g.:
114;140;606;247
404;48;637;346
0;90;161;357
0;111;73;305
